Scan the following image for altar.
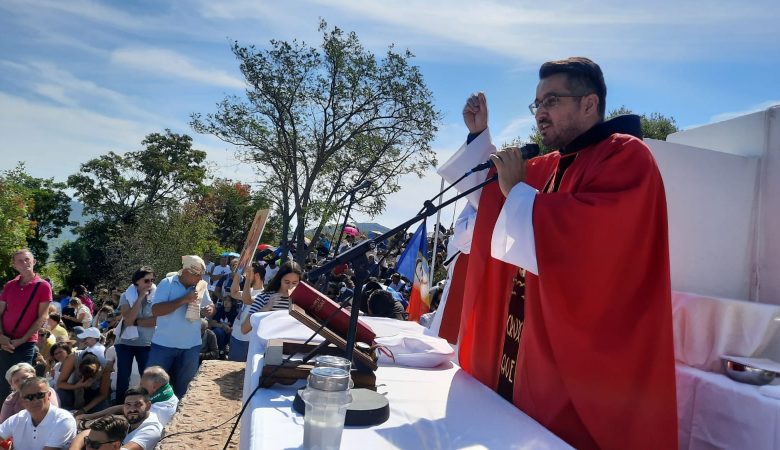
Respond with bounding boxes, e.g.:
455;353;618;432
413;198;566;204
239;311;572;449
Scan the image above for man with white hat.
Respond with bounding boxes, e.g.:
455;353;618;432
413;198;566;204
76;327;106;360
146;256;215;398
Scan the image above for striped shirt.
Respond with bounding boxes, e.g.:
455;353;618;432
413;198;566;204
248;292;289;314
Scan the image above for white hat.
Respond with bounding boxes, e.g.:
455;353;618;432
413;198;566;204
76;327;101;340
181;255;206;275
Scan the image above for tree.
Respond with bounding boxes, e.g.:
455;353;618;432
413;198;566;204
60;130;210;289
103;202;223;289
200;179;281;251
0;174;32;282
67;130;208;226
192;21;440;262
3;163;74;263
607;107;679;141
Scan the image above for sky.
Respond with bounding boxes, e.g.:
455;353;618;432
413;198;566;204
1;0;779;230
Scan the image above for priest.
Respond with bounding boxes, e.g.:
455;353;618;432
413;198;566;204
438;57;678;450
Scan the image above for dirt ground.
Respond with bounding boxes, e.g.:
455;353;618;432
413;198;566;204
155;360;245;450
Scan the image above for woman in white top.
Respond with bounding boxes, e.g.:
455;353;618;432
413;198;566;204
65;297;92;328
227;262;265;362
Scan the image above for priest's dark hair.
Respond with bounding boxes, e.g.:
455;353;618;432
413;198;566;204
539;57;607;119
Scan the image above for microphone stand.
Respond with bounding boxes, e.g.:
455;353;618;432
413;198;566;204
309;173;498;362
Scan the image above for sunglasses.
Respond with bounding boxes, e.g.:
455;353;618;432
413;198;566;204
84;436;119;449
22;391;47;401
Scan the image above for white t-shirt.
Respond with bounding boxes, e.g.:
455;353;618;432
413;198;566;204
231;289;262;343
0;405;76;450
123;411;163;450
105;345;118;392
210;265;231;290
151;394;179;426
264;266;279;284
85;343;106;361
203;261;215;284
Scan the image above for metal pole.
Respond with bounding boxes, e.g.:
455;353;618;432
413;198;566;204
430;178;445;283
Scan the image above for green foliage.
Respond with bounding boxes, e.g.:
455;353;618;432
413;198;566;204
0;174;32;282
58;130;210;290
192;21;440;262
103;202;222;289
3;163;74;263
200;179;281;251
67;130;208;225
607;106;679;141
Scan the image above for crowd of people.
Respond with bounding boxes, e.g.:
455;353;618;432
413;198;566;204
0;232;450;449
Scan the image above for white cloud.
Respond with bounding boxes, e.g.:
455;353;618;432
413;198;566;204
495;115;537;147
1;60;167;123
0;91;153;180
709;100;780;124
111;48;246;89
2;0;154;31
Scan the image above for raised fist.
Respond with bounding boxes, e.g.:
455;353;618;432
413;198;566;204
462;92;488;134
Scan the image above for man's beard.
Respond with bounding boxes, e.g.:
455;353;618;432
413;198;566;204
127;412;145;425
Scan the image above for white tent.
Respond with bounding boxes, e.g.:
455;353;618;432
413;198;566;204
648;106;780;304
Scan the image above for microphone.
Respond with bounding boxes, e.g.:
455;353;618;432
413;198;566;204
467;143;540;174
348;180;372;193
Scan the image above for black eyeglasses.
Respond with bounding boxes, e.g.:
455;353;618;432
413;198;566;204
22;391;47;401
528;93;589;115
84;436;119;449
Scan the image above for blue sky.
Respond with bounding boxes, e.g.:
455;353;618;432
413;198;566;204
1;0;779;228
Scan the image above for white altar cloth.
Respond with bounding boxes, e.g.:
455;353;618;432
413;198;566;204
677;363;780;450
240;311;571;450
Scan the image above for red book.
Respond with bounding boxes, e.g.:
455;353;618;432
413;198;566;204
290;281;376;345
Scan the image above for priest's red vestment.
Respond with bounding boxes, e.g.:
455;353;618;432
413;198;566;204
457;123;678;450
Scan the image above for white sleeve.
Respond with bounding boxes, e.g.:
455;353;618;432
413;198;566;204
491;182;539;275
447;203;477;256
200;289;213;307
437;128;496;210
127;420;163;449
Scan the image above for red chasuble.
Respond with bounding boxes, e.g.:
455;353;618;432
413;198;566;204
458;122;678;450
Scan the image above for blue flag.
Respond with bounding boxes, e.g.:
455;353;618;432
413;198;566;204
396;221;427;281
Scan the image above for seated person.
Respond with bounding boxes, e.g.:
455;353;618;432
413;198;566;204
0;377;76;450
1;363;59;423
200;319;219;362
367;290;407;320
57;352;112;414
71;387;162;450
76;327;106;360
74;365;179;428
120;387;162;450
209;296;239;356
48;342;73;389
46;313;71;343
68;415;128;450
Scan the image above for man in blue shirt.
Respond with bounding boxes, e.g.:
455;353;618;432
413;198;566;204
147;255;215;398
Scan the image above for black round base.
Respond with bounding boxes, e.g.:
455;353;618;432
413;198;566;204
293;388;390;427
